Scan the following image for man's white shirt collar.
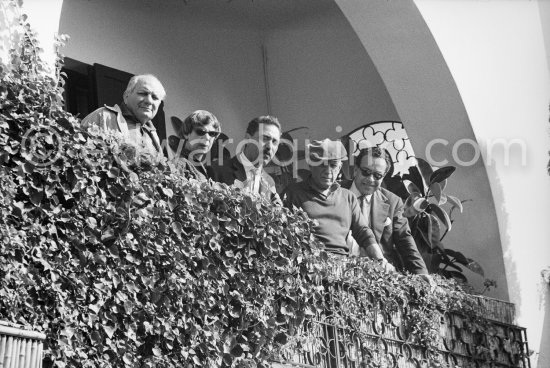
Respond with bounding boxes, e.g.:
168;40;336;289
238;152;262;193
350;181;372;202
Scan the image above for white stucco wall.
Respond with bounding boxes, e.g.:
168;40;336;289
414;1;550;366
539;0;550;75
264;3;399;139
59;0;267;143
59;0;400;153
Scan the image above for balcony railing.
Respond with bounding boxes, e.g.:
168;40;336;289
272;262;530;368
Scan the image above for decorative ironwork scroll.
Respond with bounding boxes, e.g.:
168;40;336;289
275;267;530;368
341;121;416;177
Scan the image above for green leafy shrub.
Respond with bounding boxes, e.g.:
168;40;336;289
0;3;503;368
0;68;324;367
0;5;328;366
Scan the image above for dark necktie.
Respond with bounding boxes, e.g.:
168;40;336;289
360;195;370;227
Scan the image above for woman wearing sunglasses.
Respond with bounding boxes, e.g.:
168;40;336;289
169;110;221;181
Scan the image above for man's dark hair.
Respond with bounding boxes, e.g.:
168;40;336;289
179;110;220;137
355;147;392;174
245;115;281;136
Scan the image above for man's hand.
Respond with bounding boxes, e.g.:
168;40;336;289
271;192;283;206
378;258;396;273
362;243;384;260
418;273;438;292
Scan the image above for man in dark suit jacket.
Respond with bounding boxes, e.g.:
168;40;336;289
208;116;281;201
342;147;429;276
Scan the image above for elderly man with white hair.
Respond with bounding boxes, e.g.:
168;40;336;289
82;74;166;155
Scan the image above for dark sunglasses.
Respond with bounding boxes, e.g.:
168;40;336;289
194;128;219;138
357;167;385;180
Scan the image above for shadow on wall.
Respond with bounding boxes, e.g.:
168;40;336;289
488;170;516;303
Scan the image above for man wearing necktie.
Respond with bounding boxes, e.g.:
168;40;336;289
208;116;281;202
81;74;165;157
342;147;430;278
358;193;371;227
282;139;391;269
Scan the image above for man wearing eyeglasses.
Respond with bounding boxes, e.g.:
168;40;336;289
208;116;281;201
342;147;429;276
282;139;391;268
169;110;221;181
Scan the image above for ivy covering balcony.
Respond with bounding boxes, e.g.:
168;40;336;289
273;257;529;368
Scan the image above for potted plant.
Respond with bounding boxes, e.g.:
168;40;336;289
400;158;485;285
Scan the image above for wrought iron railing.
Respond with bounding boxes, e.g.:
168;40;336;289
273;263;530;368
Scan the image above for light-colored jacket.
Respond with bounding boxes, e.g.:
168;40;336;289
81;104;161;154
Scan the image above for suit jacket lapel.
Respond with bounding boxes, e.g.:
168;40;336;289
231;156;247;182
371;189;390;242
